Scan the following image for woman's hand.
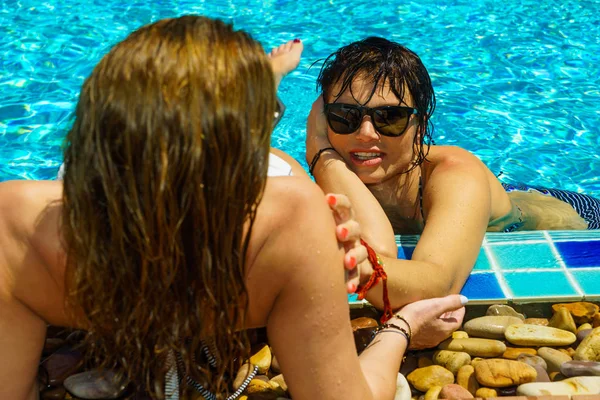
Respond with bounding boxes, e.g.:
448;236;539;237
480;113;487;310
391;294;467;349
326;193;373;293
306;96;332;164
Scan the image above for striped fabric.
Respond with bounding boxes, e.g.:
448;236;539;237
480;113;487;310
502;182;600;230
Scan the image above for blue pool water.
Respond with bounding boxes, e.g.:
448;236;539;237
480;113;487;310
1;0;599;196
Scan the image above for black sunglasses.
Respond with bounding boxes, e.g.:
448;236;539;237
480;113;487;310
324;103;417;137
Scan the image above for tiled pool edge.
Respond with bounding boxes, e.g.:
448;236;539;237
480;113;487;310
349;230;600;308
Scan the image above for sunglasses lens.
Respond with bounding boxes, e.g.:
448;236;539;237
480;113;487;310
326;104;362;134
373;107;411;136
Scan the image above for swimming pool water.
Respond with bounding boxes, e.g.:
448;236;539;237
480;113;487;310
1;0;599;196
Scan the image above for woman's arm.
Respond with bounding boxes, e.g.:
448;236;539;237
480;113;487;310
257;179;403;399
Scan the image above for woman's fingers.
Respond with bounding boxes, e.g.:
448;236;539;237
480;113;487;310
343;242;367;270
326;193;354;224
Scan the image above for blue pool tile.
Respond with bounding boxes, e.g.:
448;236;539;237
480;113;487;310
490;243;560;270
556;241;600;268
460;272;505;300
473;248;492;271
571;269;600;296
503;271;578;298
397;246;414;260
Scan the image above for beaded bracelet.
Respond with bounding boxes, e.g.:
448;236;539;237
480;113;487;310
309;147;336;176
371;323;411;348
393;315;413;339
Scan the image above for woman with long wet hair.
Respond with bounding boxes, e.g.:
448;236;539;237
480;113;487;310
0;16;465;400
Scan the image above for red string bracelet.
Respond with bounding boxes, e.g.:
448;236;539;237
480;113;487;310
356;239;394;323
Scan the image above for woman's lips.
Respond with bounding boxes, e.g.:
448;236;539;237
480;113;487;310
349;151;384;167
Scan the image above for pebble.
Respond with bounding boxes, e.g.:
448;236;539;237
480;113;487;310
269;374;288;392
473;359;537;388
353;327;376;353
432;350;471;375
531;365;551;382
401;355;419;376
394;373;411;400
578;328;593;343
561;360;600;377
423;385;441;400
438;338;506;358
549;307;578;333
538;346;573;373
575;327;600;361
250;345;272;374
63;369;128;399
578;323;593;333
463;316;523;339
502;347;536;360
486;304;525;320
406;365;454;392
351;317;378;331
505;324;577;347
456;365;479;395
553;302;600;324
524;318;549;326
516;376;600;396
517;353;548;370
594;312;600;328
41;347;84;385
474;387;497;397
439;383;474;399
234;363;253;390
451;331;469;339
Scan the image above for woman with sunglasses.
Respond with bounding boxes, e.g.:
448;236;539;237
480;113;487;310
307;37;600;318
0;18;468;400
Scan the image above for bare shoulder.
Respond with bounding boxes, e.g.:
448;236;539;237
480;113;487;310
269;148;310;179
428;145;487;171
0;180;62;233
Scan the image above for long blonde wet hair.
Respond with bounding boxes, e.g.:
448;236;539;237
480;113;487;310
62;15;275;397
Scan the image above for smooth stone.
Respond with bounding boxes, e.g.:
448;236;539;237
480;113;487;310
470;357;484;366
452;331;469;339
41;347;84;385
553;302;600;324
254;374;270;383
439;383;474;399
575;327;600;361
594;312;600;328
578;329;593;343
234;363;253;390
432;350;471;375
463;316;523;340
505;324;577;346
41;386;66;400
473;359;537;388
562;360;600;377
538;347;573;373
246;379;275;394
578;323;593;333
503;347;537;360
395;373;411;400
532;365;551;382
250;345;272;374
474;387;497;397
496;386;517;396
456;365;479;395
438;338;506;358
486;304;525;320
524;318;549;326
516;376;600;396
64;369;128;399
270;355;280;374
406;366;455;392
423;385;441;400
417;356;432;369
351;317;379;331
549;307;577;333
269;374;288;392
353;327;376;354
517;354;548;371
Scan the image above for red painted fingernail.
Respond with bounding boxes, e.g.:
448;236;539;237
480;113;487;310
327;195;336;206
293;38;301;43
349;256;356;268
347;283;357;293
340;227;348;239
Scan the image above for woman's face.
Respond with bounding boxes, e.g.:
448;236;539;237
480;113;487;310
326;77;419;185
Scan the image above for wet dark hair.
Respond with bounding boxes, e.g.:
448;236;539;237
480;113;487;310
317;37;436;170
